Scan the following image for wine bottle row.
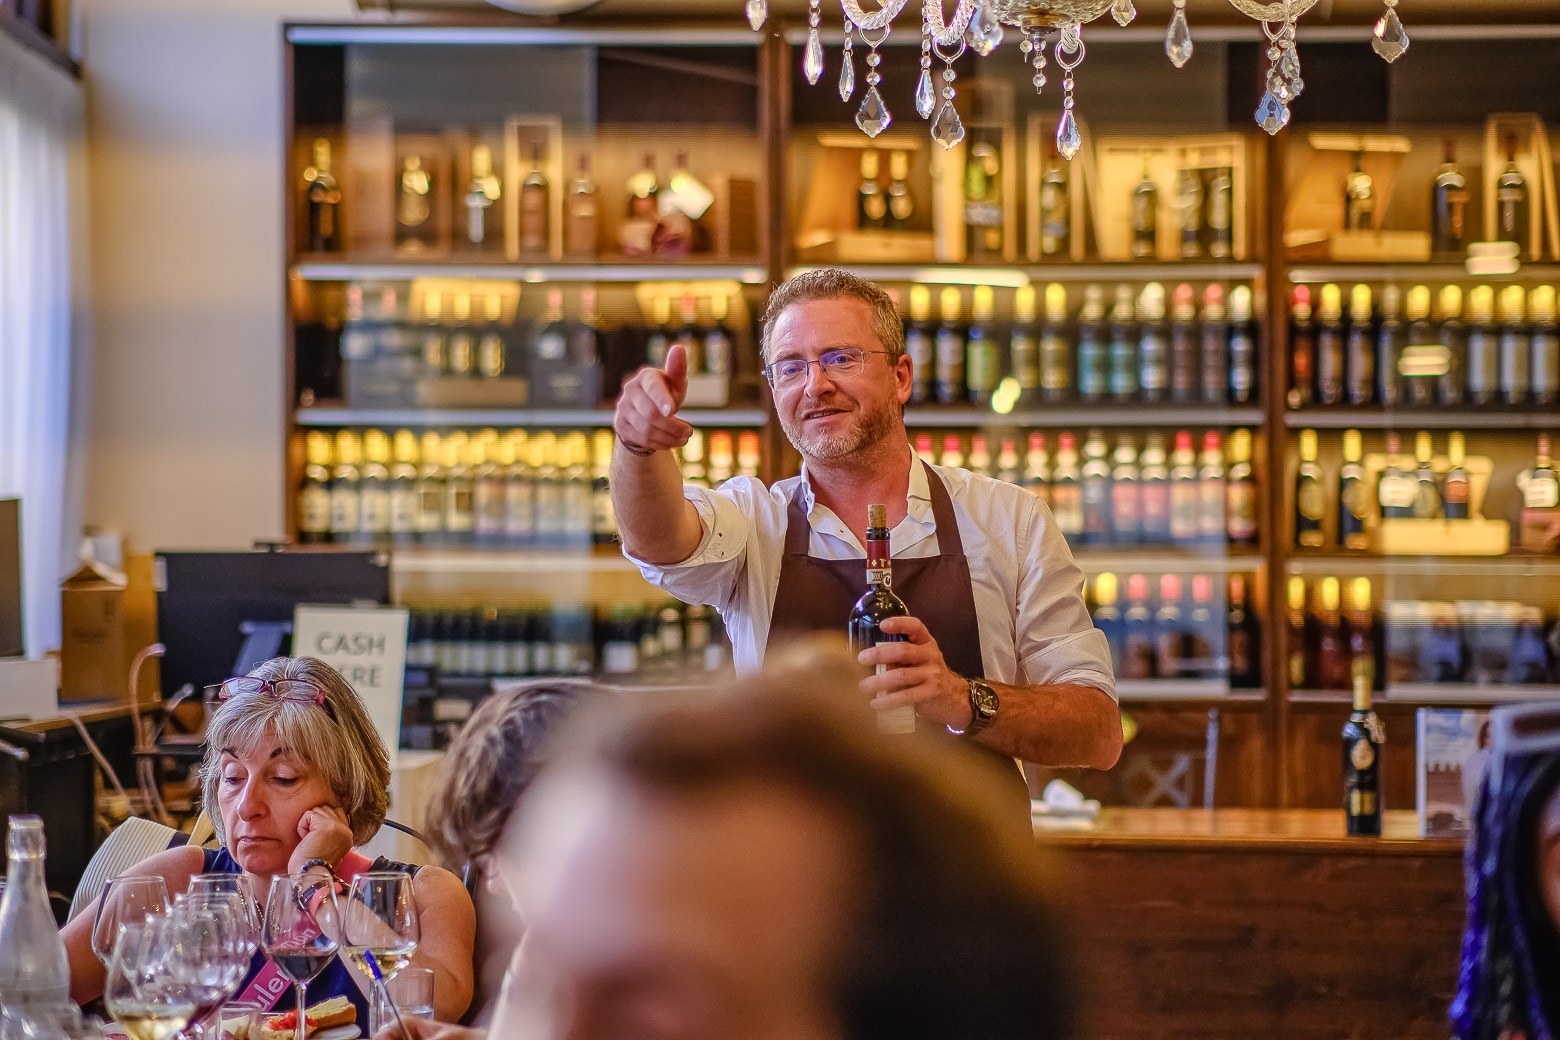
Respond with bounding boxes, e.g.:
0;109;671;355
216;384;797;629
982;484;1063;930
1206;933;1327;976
1287;283;1560;410
900;282;1257;409
1286;575;1560;689
911;427;1259;548
297;426;760;548
1085;571;1263;687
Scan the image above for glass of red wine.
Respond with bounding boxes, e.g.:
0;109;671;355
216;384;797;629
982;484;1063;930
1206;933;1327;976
261;874;341;1040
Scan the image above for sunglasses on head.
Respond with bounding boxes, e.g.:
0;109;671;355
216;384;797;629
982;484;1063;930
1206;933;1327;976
208;676;331;711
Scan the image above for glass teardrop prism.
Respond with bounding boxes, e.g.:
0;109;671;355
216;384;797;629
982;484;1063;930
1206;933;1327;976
856;86;892;138
745;0;767;31
804;28;825;85
1111;0;1136;26
930;101;965;149
1371;7;1409;62
1055;109;1081;160
1255;91;1290;135
915;68;936;118
1165;8;1193;68
965;3;1004;57
839;52;855;100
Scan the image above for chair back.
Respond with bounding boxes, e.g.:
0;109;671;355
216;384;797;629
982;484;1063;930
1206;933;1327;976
67;816;187;922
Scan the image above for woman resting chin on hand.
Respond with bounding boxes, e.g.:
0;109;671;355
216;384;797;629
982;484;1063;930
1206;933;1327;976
60;656;476;1028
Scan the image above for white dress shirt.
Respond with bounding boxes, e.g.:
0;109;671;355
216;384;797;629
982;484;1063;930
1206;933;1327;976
629;460;1117;698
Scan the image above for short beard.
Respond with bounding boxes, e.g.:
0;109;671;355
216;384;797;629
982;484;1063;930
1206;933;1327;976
781;394;901;463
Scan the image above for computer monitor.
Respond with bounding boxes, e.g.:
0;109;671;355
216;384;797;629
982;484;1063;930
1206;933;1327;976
154;547;391;698
0;498;22;657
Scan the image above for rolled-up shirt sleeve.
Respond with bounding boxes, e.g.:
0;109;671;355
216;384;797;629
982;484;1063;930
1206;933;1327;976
626;479;756;614
1013;495;1117;700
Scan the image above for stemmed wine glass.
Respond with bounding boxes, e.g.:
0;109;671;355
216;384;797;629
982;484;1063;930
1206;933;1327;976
168;898;251;1040
261;874;341;1040
188;874;260;940
103;918;199;1040
92;877;170;968
340;872;421;1035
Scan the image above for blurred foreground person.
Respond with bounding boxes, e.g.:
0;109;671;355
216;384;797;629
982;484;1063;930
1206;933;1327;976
482;643;1073;1040
421;681;600;1026
1453;701;1560;1040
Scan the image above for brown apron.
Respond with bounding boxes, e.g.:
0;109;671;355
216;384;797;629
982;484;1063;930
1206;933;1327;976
767;461;1032;828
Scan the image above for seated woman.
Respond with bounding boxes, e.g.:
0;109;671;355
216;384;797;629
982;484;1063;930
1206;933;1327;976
1452;703;1560;1040
63;655;476;1026
421;680;599;1026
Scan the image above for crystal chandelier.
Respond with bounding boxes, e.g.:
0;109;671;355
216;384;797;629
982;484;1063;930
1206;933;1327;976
744;0;1409;157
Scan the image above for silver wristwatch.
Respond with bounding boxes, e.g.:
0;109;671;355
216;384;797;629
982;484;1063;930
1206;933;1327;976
948;677;999;737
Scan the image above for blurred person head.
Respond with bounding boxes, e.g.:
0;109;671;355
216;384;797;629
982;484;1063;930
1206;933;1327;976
199;655;390;876
499;641;1073;1040
423;680;600;884
1453;704;1560;1040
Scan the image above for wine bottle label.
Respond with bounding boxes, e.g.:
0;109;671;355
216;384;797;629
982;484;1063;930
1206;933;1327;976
1011;336;1039;389
968;343;999;392
447;488;476;532
300;487;331;533
1351;738;1375;770
1443;477;1469;507
1226;483;1257;540
360;488;391;533
1526;477;1560;509
1349;789;1377;816
330;489;360;532
1378;475;1417;510
389;489;418;533
1297;479;1325;521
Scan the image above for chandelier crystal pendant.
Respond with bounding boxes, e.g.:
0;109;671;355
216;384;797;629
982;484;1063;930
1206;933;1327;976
768;0;1410;153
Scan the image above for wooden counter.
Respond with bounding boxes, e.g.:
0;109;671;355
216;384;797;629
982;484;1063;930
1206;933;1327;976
1036;809;1465;1040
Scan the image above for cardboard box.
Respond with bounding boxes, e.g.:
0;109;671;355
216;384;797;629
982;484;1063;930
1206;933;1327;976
792;130;943;264
59;556;159;703
1285;132;1413;260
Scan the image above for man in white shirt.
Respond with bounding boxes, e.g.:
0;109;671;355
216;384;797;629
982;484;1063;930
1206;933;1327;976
610;268;1121;782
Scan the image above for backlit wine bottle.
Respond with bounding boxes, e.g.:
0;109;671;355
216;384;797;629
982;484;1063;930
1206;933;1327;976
519;141;550;257
1227;285;1256;405
1110;433;1142;545
1337;429;1369;550
1081;429;1112;545
1498;284;1530;406
705;293;733;377
302;138;341;253
299;431;333;544
1025;432;1053;506
964;137;1004;260
1091;573;1123;676
504;432;535;547
565;152;599;259
1121;574;1155;680
1404;285;1436;408
1294;428;1325;548
935;287;965;404
1288;285;1315;409
941;434;964;470
1343;658;1383;836
1225;428;1257;546
1135;285;1173;402
1039;140;1069;257
1175;158;1204;259
396;155;434;250
443;433;476;545
1154;574;1186;678
1227;573;1261;688
1316;284;1345;405
1130;155;1159;259
479;293;507;379
1412;431;1441;519
1496;133;1530;254
906;285;935;403
1524;434;1560;510
1198;431;1226;546
967;434;993;478
1109;285;1138;404
1168;430;1199;546
330;430;363;543
1010;284;1041;402
996;437;1021;484
887;150;914;230
1442;431;1470;520
1199;283;1227;405
682;429;709;488
1436;285;1467;406
1378;432;1416;519
1430;137;1469;258
1039;283;1071;403
627;152;659;218
1376;285;1404;407
1140;432;1171;544
1466;285;1498;407
388;429;420;545
1168;283;1197;404
464;144;503;248
1532;286;1560;407
1077;285;1109;403
472;435;507;548
645;292;671;368
1052;434;1085;537
848;503;913;734
858;148;887;230
415;432;446;542
966;286;1000;406
737;431;762;479
1315;576;1348;690
1345;284;1375;406
1344;152;1375;230
1347;577;1375;670
1287;576;1308;688
1206;164;1234;259
673;292;704;375
914;433;935;465
358;429;392;547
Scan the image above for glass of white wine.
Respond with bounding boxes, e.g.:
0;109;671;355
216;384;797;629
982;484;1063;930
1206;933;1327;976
103;917;198;1040
340;871;420;1035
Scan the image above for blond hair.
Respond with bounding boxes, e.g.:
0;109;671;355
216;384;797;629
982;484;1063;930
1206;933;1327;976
759;268;905;365
200;656;391;847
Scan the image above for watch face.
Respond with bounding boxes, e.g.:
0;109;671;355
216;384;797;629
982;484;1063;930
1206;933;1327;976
973;682;999;716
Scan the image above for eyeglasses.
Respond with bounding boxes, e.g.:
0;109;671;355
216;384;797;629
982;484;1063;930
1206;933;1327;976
209;676;330;710
761;347;894;391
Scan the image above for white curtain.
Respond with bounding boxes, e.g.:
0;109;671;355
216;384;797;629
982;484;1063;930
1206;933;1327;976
0;32;84;658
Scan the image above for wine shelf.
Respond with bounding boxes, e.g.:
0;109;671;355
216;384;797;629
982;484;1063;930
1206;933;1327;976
788;261;1267;286
1071;549;1265;573
391;548;640;574
1285;408;1560;430
291;260;770;284
294;407;769;428
904;407;1264;428
1115;680;1265;702
1287;262;1560;285
1287;553;1560;577
1291;684;1560;705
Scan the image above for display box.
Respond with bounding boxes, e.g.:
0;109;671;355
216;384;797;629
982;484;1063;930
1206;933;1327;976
1025;112;1087;262
708;173;762;260
528;360;600;408
59;556;159;704
393;133;453;257
1518;506;1560;552
341;115;395;256
415;377;529;408
1284;132;1428;261
1481;114;1558;261
792;130;943;263
1362;448;1510;555
1089;134;1249;262
505;117;565;262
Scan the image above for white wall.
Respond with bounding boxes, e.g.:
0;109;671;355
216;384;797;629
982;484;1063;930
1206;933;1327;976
80;0;354;553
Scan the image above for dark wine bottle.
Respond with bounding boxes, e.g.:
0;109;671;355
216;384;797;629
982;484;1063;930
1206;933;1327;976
1343;659;1383;837
1288;285;1315;409
848;504;913;734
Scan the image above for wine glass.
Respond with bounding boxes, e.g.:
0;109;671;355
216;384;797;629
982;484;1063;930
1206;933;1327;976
92;877;171;968
167;900;250;1040
188;874;259;938
261;874;340;1040
103;917;199;1040
340;872;421;1035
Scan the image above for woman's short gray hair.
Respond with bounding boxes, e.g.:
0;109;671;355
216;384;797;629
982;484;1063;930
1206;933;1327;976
199;656;391;848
